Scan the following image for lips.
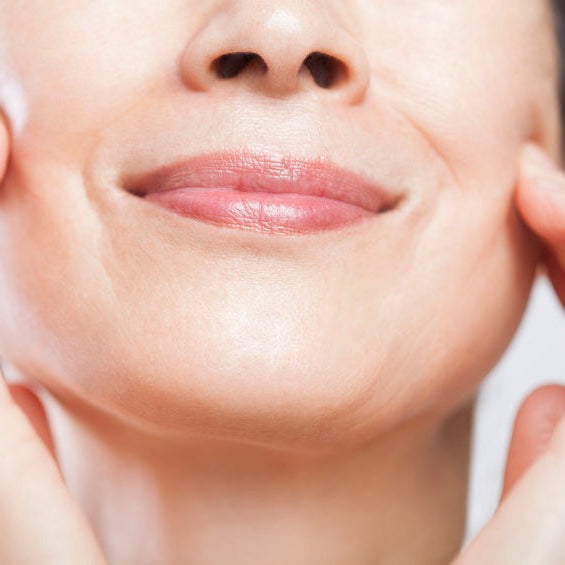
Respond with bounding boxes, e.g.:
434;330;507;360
123;152;401;234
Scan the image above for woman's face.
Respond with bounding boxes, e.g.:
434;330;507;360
0;1;559;450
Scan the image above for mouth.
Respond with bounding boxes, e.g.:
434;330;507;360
123;151;403;235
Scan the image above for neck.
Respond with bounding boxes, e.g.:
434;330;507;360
43;394;472;565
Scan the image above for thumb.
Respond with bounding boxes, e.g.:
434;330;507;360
0;365;106;563
453;385;565;564
501;384;565;500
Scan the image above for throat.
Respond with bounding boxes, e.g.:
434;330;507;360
45;395;472;565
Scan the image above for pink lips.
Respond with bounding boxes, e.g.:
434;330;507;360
124;152;399;234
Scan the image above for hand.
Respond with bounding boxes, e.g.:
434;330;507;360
0;114;106;564
516;143;565;306
453;144;565;564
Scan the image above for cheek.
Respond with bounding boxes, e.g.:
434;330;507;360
0;3;182;159
0;144;117;396
365;2;559;193
381;188;540;425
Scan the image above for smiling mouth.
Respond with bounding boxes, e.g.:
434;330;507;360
122;151;403;235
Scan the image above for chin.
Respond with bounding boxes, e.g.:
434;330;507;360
25;254;535;457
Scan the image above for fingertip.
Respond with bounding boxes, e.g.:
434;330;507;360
516;145;565;241
502;384;565;500
515;384;565;432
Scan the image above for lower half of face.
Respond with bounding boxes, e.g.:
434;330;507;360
0;159;539;451
0;0;556;452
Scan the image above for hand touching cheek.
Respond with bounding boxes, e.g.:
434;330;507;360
453;147;565;564
517;144;565;304
0;115;106;564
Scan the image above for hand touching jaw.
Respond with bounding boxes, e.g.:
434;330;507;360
0;111;106;565
455;144;565;564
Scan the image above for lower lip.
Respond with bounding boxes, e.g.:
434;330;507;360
143;187;375;234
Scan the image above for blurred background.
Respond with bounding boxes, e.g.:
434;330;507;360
465;274;565;540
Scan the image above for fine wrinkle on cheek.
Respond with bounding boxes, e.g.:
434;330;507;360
394;108;462;192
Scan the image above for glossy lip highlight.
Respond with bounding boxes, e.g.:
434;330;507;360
122;151;403;234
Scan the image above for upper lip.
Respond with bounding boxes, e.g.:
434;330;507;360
123;151;401;214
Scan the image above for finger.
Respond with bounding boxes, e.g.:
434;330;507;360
7;383;57;461
0;365;105;563
0;109;8;180
455;412;565;564
501;384;565;500
516;144;565;266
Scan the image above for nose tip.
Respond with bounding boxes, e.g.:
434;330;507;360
180;3;370;104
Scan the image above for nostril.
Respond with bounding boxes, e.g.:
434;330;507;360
302;52;347;89
211;52;268;79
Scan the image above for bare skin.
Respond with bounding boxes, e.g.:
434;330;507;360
0;1;564;563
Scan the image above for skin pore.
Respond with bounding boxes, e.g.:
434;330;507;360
0;1;562;563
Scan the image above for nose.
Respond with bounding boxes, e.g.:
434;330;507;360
179;1;370;104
